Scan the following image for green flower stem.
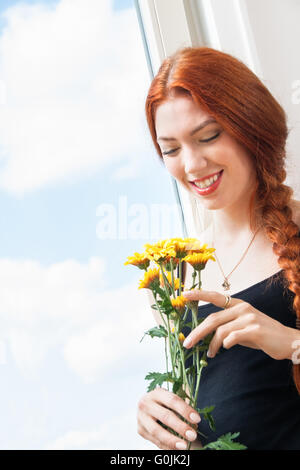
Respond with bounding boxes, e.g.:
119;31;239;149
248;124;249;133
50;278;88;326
159;264;170;296
185;301;203;426
153;292;174;385
174;320;189;391
190;303;199;406
179;260;183;295
190;270;197;290
157;264;177;378
198;270;202;290
193;351;207;409
164;337;169;391
166;314;176;378
169;258;176;298
191;269;203;410
153;292;167;329
191;305;198;327
182;304;190;324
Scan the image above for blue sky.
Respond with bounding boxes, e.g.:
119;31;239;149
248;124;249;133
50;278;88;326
0;0;180;449
0;0;180;284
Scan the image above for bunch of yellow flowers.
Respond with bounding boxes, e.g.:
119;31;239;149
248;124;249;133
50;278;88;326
124;237;216;448
125;237;215;269
125;237;246;451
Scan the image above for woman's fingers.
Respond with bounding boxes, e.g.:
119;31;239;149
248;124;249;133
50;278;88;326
207;315;256;357
138;417;173;449
137;412;188;450
139;397;197;443
137;388;201;450
222;324;261;350
182;289;243;308
150;387;201;426
182;289;226;305
183;307;240;348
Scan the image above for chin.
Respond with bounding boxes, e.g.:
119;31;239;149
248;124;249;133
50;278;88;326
195;198;224;211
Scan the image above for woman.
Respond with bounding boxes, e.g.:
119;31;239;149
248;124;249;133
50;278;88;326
137;47;300;450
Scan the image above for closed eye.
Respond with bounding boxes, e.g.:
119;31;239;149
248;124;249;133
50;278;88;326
200;132;220;143
162;148;179;156
162;132;221;156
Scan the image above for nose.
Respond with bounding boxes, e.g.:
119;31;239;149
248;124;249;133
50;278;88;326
183;145;208;176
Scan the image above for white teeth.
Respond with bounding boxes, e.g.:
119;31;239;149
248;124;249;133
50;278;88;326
194;172;221;189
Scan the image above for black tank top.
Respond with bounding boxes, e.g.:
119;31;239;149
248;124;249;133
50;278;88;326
181;262;300;450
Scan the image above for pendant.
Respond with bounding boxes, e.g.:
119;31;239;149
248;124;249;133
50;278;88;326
222;278;231;290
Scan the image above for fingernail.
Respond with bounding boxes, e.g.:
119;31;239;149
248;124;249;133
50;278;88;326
186;430;197;441
183;337;192;348
207;349;214;358
175;441;187;450
190;412;201;423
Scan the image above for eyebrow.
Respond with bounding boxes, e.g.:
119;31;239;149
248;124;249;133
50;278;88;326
157;118;217;142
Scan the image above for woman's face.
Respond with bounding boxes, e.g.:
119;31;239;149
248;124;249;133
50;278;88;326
155;94;257;213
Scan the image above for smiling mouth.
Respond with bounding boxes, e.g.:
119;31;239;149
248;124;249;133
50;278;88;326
190;170;223;189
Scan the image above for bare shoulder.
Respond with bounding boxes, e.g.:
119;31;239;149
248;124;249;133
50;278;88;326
290;199;300;228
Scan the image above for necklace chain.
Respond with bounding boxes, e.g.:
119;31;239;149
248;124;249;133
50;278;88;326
211;224;261;291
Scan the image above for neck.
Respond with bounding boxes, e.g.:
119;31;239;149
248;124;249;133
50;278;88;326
210;203;262;246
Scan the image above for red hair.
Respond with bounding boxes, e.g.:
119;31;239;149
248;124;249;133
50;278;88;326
145;46;300;393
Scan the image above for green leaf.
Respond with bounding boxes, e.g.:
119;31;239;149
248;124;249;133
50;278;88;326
196;405;215;415
160;301;174;315
202;432;247;450
145;372;175;392
172;379;183;395
153;286;169;299
202;332;214;346
154;297;173;316
140;325;168;342
196;406;216;431
207;413;216;432
176;387;191;400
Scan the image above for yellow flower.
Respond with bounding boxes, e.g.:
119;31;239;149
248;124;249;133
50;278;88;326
164;237;202;259
170;327;185;343
144;241;177;263
171;295;188;314
124;252;150;270
178;332;186;343
138;268;160;290
185;241;214;253
183;251;216;271
143;237;208;265
163;238;188;259
161;257;180;272
159;271;183;291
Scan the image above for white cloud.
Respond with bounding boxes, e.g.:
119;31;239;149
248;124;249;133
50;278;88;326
44;409;157;450
0;256;163;383
0;0;150;196
0;253;171;450
0;254;165;449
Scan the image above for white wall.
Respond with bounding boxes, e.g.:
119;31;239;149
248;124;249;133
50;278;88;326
244;0;300;197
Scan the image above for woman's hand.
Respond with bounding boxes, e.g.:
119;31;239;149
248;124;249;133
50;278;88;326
182;289;299;361
137;387;201;450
